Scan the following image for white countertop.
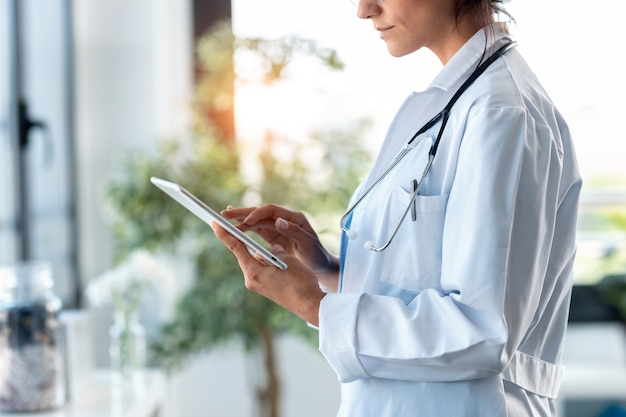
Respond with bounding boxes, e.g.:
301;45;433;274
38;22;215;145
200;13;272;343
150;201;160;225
560;364;626;399
0;370;166;417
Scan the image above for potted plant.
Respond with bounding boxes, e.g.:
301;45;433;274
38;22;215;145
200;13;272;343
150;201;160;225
102;21;371;417
590;207;626;323
597;273;626;323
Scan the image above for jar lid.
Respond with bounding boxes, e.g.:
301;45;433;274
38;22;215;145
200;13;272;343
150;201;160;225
0;260;54;302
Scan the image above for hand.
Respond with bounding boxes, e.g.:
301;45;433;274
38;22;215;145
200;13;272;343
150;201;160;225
222;204;339;291
211;221;325;326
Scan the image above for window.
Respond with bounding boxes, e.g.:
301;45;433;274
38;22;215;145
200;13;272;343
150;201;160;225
0;0;79;307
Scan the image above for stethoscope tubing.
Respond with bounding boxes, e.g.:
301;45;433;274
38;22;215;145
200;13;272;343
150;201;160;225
340;39;517;251
365;154;434;251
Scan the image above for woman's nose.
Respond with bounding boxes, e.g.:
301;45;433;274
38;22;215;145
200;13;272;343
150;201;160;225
354;0;383;19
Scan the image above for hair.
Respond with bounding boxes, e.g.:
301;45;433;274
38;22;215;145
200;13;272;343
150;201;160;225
454;0;514;35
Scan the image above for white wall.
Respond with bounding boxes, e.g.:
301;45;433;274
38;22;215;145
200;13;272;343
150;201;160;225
165;336;341;417
74;0;193;288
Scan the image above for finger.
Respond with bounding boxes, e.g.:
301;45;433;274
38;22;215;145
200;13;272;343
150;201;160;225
242;204;294;226
275;217;317;244
238;217;282;234
270;243;288;257
221;206;256;221
211;222;256;263
212;222;279;274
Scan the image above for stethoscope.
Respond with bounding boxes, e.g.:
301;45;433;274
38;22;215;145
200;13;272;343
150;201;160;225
340;39;517;252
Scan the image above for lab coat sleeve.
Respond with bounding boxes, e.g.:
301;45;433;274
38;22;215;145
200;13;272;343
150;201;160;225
319;104;566;383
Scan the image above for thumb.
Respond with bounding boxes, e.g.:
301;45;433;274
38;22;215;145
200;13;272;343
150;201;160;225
271;243;288;257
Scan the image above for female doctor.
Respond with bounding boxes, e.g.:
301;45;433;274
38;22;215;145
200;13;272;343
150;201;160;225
212;0;582;415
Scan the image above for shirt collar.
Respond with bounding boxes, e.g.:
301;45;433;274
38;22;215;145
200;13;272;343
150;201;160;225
429;23;510;92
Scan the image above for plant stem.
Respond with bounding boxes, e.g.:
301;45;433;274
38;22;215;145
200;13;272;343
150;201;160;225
257;326;280;417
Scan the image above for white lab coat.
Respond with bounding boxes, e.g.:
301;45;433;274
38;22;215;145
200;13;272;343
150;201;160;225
318;26;582;417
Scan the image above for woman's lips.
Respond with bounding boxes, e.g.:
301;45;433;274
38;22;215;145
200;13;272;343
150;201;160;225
377;26;393;39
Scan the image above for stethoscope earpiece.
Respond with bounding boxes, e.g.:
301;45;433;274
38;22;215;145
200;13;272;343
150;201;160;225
364;241;375;251
346;230;358;240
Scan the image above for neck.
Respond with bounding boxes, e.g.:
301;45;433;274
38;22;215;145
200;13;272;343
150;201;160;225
431;19;487;65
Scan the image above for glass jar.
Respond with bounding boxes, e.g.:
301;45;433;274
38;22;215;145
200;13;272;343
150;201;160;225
0;261;65;412
109;308;146;383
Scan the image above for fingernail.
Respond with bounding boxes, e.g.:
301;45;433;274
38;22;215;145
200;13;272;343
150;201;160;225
272;244;286;253
276;218;288;231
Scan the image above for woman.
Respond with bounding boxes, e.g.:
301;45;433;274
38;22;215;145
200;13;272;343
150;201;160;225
212;0;582;415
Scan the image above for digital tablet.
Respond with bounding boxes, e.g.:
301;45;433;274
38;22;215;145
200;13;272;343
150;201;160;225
150;177;288;270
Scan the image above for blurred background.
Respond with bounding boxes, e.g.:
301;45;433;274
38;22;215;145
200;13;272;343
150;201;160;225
1;0;625;416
